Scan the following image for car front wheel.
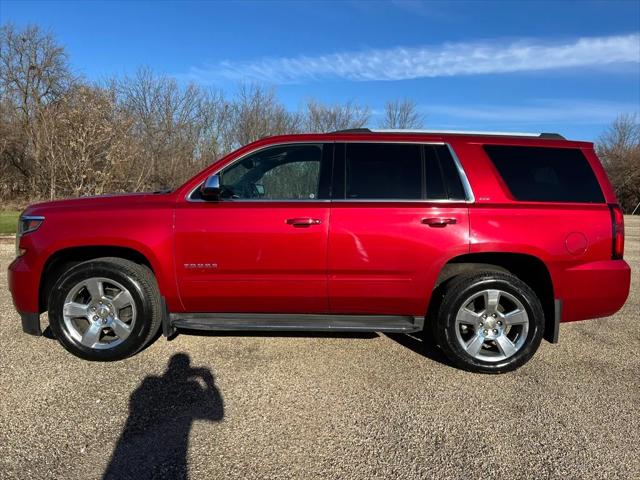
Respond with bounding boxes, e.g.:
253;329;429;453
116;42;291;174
48;257;162;361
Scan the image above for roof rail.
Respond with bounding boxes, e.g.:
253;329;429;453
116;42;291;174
331;128;565;140
331;128;372;134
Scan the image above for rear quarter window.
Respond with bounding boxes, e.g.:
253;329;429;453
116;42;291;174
429;145;467;201
483;145;605;203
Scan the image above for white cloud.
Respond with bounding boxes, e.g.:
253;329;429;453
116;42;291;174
424;100;639;125
183;33;640;84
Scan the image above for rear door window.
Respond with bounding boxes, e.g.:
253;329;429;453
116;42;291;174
483;145;604;203
344;143;422;199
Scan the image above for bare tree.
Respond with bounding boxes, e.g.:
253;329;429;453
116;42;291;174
304;99;370;132
116;68;223;189
0;98;30;192
198;88;234;163
0;23;74;199
230;84;301;146
0;24;73;123
3;24;442;204
37;85;146;198
597;113;640;214
379;99;423;129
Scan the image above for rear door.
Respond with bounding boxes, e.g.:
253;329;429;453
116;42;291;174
328;142;471;317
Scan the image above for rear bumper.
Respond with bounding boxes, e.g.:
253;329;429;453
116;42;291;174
8;255;42;335
557;260;631;322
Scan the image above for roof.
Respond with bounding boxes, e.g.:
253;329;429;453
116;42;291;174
331;128;565;140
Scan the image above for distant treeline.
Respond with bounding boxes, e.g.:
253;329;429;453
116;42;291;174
1;24;638;212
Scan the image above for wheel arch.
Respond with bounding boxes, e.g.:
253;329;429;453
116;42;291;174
433;252;556;343
39;245;156;313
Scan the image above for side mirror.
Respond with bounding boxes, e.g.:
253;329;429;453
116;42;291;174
201;174;221;200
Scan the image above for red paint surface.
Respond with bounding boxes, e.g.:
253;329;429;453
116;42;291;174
9;132;631;325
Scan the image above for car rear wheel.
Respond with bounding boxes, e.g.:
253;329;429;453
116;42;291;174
48;257;162;361
434;271;544;373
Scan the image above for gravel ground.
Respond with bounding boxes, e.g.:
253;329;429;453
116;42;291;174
0;218;638;480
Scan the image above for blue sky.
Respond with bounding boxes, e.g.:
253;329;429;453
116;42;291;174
1;0;639;140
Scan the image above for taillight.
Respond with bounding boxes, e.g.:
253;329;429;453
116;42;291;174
609;204;624;260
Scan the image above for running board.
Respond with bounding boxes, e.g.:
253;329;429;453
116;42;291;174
169;313;423;333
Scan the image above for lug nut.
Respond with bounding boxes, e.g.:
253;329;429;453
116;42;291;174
497;321;502;326
483;329;488;335
493;329;498;334
93;315;99;321
492;313;497;318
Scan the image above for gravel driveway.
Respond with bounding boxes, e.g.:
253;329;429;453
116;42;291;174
1;218;638;480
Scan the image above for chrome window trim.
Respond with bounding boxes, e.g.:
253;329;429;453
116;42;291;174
330;199;470;204
189;198;332;203
186;140;475;204
445;144;475;203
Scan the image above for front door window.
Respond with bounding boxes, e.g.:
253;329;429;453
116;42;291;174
218;144;323;200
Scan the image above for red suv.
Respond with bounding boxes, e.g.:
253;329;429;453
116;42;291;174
8;129;631;373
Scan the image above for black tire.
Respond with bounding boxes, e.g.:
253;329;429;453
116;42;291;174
48;257;162;361
433;271;544;374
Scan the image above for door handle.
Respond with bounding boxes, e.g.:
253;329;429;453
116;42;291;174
421;217;457;227
286;217;322;227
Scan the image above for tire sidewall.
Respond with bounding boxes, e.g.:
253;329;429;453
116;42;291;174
439;276;544;373
49;261;154;361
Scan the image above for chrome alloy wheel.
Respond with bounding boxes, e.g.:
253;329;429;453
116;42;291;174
454;289;529;362
62;277;137;350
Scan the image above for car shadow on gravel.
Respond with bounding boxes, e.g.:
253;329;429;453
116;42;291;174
43;326;450;368
103;353;223;480
178;329;452;368
42;325;56;339
384;332;453;367
176;329;378;340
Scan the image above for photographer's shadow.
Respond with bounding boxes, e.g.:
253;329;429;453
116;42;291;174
103;353;223;480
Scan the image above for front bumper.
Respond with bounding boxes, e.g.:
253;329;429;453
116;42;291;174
19;312;42;336
8;255;42;336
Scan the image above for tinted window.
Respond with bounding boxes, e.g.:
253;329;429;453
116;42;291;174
425;147;447;200
436;145;467;200
425;145;467;201
218;144;323;200
484;145;604;203
345;143;422;199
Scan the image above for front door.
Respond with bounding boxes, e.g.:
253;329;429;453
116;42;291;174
175;143;332;313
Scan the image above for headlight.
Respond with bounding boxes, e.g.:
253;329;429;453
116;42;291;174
15;215;44;257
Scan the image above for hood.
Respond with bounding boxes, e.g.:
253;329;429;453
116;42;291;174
23;192;171;215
